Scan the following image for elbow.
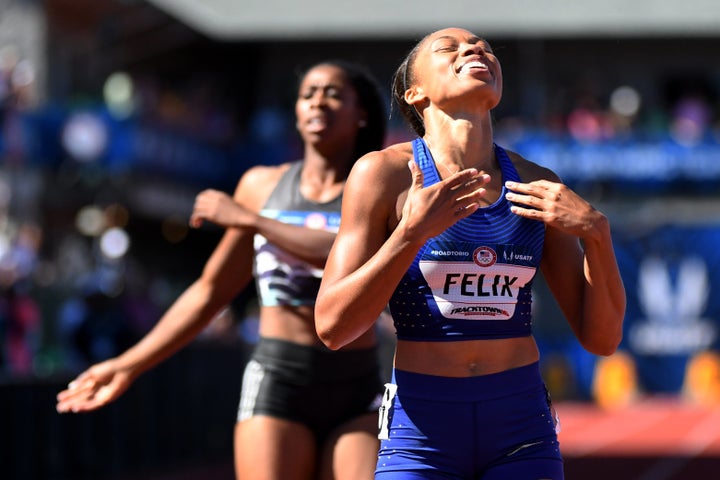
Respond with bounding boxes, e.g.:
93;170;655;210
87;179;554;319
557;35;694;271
316;328;345;351
577;300;626;357
314;306;346;351
582;330;623;357
315;295;376;350
587;341;621;357
315;316;342;350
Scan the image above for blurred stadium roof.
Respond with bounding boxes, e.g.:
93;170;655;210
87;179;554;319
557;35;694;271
146;0;720;40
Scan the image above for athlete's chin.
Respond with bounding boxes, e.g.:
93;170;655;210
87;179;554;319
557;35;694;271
299;130;330;145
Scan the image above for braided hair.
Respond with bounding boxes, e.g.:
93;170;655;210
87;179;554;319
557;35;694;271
391;41;426;137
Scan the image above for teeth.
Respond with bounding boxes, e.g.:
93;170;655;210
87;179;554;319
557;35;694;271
461;60;487;72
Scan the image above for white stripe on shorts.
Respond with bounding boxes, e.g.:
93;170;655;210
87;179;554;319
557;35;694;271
237;359;265;422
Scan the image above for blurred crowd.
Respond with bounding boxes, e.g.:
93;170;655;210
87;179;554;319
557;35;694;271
1;43;719;405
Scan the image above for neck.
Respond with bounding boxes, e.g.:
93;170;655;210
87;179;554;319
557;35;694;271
422;109;495;173
303;144;354;177
300;146;353;202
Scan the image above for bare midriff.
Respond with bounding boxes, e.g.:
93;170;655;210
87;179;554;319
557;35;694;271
259;305;377;350
394;336;540;377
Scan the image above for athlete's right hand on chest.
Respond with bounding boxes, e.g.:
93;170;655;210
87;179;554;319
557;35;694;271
400;161;490;241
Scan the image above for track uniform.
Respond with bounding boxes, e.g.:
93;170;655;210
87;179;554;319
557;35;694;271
375;140;563;479
237;161;384;441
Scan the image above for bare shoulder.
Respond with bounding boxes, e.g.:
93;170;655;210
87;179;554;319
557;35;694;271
234;162;294;209
350;142;414;190
239;162;293;187
343;142;415;231
504;148;562;184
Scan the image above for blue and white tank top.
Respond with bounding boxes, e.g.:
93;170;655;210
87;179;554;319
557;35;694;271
253;161;342;307
389;139;545;341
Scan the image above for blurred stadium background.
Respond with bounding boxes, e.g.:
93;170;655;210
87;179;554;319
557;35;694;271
2;0;720;479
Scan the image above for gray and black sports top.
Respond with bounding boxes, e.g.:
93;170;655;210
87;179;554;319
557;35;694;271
253;161;342;307
389;139;545;341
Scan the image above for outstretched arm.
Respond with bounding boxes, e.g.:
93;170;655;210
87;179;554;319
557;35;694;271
505;178;626;356
56;227;255;413
55;167;273;414
315;152;489;350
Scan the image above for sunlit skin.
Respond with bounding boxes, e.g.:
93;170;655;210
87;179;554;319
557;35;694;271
57;63;381;480
315;28;626;380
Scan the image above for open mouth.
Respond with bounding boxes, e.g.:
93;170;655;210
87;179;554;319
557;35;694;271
305;116;328;132
458;60;488;74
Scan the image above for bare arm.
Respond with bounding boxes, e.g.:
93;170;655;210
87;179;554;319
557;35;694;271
315;152;489;350
505;176;626;356
191;188;337;268
111;228;255;374
56;168;267;413
56;228;255;413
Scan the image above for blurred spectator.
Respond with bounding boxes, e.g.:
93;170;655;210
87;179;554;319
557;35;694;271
236;298;260;345
57;275;135;368
669;94;713;146
566;93;614;143
607;85;643;138
1;45;36;117
0;45;37;167
132;72;238;146
0;284;41;375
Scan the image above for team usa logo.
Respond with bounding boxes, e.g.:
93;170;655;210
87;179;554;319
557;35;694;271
305;212;328;230
473;246;497;267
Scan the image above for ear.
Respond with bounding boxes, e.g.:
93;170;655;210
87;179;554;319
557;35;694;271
357;109;368;128
404;86;427;108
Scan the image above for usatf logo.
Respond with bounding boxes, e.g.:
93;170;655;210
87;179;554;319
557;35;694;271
503;250;534;262
473;247;497;267
629;256;716;355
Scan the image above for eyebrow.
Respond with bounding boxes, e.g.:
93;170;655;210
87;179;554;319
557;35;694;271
301;82;342;90
430;35;486;46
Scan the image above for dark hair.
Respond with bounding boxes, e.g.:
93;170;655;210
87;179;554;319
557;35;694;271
391;41;425;137
299;60;387;159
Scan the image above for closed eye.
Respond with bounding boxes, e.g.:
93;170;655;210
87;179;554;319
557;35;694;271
434;43;458;53
431;36;459;52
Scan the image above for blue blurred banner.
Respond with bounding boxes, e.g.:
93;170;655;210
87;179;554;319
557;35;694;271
5;107;720;191
1;107;251;190
517;137;720;184
614;224;720;393
506;133;720;194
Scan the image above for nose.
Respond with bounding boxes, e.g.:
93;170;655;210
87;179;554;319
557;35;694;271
309;90;328;107
460;41;484;57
